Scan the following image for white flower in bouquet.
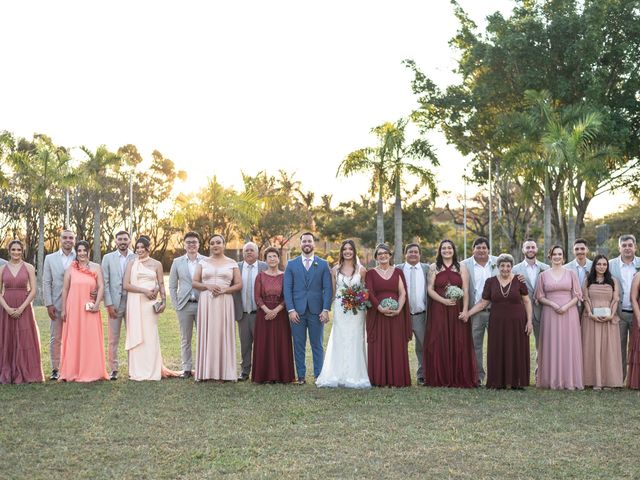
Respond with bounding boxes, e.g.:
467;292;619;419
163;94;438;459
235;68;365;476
444;285;464;301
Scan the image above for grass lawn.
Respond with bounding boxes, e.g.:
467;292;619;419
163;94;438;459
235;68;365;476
1;299;639;479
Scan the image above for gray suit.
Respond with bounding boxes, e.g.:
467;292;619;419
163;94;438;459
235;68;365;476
101;250;135;372
397;262;428;382
0;258;7;267
43;250;76;371
169;253;206;372
564;258;593;286
512;259;549;349
233;260;267;376
565;258;593;316
461;256;498;383
609;255;640;379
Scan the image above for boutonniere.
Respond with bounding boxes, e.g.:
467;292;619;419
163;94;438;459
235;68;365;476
635;264;640;273
491;263;497;270
313;260;318;267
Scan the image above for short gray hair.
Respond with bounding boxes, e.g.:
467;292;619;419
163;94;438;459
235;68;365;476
619;234;636;246
496;253;514;267
243;242;258;252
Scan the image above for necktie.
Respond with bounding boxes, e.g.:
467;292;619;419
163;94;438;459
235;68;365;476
245;264;254;312
305;258;311;271
410;266;417;314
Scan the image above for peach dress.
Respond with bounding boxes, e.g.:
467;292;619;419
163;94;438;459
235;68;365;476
59;262;108;382
195;262;237;381
126;259;177;381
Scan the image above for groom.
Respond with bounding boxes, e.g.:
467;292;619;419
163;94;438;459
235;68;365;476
284;232;332;384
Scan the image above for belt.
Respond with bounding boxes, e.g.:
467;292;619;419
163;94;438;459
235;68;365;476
622;309;633;313
245;310;257;314
411;311;425;316
188;299;198;303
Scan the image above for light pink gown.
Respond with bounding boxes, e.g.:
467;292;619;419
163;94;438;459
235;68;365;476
195;262;237;381
535;268;584;389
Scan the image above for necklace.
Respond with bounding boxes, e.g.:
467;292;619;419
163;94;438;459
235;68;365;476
499;278;513;298
375;266;393;279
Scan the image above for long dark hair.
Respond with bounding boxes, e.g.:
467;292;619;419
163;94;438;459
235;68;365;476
586;254;615;290
435;239;459;271
338;239;358;274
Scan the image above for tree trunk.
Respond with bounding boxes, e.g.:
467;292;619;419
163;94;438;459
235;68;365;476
93;200;102;263
376;182;384;245
35;209;45;306
393;178;403;264
543;171;552;259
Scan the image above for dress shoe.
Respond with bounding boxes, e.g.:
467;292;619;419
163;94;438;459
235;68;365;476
295;377;306;385
49;369;59;381
180;370;193;379
110;371;118;381
237;373;249;382
417;377;425;386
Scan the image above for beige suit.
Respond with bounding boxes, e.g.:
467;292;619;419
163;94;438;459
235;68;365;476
43;250;76;370
102;250;135;372
169;253;206;372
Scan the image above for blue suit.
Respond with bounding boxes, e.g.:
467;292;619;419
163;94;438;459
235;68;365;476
283;255;333;378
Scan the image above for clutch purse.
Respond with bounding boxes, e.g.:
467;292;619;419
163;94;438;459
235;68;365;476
85;302;95;311
592;307;611;317
153;301;164;313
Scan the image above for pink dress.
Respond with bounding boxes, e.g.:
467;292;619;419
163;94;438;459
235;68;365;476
535;268;583;389
196;262;238;381
0;264;44;384
59;262;108;382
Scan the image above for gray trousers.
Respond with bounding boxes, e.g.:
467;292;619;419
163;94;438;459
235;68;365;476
619;310;634;380
107;297;127;372
237;311;257;376
411;312;426;380
471;309;490;384
49;311;62;371
177;301;198;372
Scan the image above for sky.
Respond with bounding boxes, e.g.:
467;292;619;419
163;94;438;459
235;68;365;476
0;0;627;219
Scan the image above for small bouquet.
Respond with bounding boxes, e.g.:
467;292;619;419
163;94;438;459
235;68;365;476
444;284;464;301
380;297;399;311
338;283;372;315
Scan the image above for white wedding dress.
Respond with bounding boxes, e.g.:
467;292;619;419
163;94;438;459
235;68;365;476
316;272;371;388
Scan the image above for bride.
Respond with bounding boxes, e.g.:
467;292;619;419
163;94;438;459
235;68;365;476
316;239;371;388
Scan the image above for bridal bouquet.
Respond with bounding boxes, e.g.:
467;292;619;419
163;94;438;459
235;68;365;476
338;283;372;315
444;284;464;301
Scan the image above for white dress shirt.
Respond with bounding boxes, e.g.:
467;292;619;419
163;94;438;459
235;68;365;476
242;261;258;312
526;262;540;289
472;258;493;305
574;260;590;286
620;261;636;310
403;263;426;314
59;249;76;270
186;255;200;300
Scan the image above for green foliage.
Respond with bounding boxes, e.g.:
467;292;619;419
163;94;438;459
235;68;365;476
406;0;639;253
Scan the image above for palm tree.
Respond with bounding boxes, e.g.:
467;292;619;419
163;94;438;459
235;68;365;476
8;135;74;303
337;124;394;245
383;119;438;263
79;145;121;262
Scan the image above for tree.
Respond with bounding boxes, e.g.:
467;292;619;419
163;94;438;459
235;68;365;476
338;124;394;245
406;0;640;252
78;145;121;262
8;134;74;303
241;171;307;253
383;119;438;263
